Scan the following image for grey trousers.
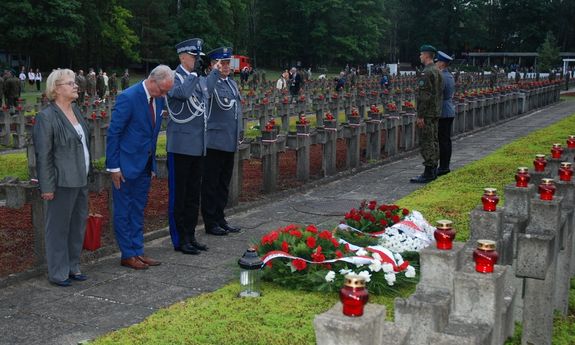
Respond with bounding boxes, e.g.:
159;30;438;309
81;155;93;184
45;186;88;282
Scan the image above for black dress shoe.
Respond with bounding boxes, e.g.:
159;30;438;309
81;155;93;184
220;223;241;233
190;240;208;251
69;273;88;281
206;225;228;236
180;243;200;255
436;168;451;176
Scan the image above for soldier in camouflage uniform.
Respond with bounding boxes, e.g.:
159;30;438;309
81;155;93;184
410;44;443;183
75;69;87;103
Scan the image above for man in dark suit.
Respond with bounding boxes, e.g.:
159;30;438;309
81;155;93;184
166;38;222;256
106;64;174;269
201;47;243;237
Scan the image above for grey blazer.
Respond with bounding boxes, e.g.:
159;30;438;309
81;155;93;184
33;102;91;193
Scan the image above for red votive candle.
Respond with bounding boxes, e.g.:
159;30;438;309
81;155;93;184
559;162;573;182
533;154;547;172
473;239;498;273
551;143;564;159
434;220;456;250
481;188;499;212
515;167;530;188
567;135;575;149
538;178;556;201
340;274;369;317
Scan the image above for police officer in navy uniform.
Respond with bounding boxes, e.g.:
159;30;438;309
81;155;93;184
435;51;455;176
201;47;243;236
166;38;222;255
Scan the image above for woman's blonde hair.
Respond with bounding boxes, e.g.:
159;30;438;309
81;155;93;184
45;69;76;101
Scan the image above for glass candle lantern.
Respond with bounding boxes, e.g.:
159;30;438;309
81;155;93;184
434;219;456;250
238;248;263;297
559;162;573;182
481;188;499;212
551;143;564;159
515;167;530;188
533;154;547;172
473;239;499;273
339;274;369;317
538;178;556;201
567;135;575;149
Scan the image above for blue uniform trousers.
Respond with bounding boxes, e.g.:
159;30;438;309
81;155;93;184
167;152;203;248
112;171;151;259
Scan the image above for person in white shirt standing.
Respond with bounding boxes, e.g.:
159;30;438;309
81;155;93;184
35;68;42;92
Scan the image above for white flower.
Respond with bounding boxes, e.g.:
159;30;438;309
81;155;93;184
339;268;353;275
356;248;368;256
395;253;404;265
384;273;396;286
325;271;336;283
371;252;382;262
381;263;394;273
368;260;382;272
358;270;372;282
405;266;416;278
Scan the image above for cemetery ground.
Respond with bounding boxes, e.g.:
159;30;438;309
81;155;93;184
91;99;575;345
1;96;575;344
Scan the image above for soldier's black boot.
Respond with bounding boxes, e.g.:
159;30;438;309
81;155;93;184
436;166;451;176
189;231;208;251
410;166;437;184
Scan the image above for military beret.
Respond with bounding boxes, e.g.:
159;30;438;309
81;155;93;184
207;47;233;61
175;38;204;56
436;51;453;63
419;44;437;53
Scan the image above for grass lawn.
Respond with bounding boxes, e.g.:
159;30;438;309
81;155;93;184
89;109;575;344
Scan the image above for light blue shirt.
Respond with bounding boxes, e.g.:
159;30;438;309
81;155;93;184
441;68;455;118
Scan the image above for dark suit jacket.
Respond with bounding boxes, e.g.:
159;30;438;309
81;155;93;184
106;81;164;179
33;102;91;194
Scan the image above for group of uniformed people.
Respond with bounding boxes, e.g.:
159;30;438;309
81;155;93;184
411;44;455;183
0;70;22;107
166;38;243;255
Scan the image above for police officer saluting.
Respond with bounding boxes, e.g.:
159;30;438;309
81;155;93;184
435;51;455;176
166;38;221;255
410;44;443;183
201;47;242;236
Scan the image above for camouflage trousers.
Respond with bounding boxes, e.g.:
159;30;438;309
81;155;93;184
418;117;439;167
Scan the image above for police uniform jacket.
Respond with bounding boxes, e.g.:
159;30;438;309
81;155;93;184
166;65;218;156
205;70;242;153
441;68;455;118
416;63;443;118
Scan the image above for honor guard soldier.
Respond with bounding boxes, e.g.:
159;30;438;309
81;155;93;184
410;44;443;184
435;51;455;176
201;47;243;237
166;38;221;255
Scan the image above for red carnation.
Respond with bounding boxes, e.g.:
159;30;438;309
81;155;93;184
266;261;273;268
335;250;343;258
331;238;340;248
392;215;400;223
292;259;307;271
306;236;316;248
319;230;332;240
285;224;298;232
344;243;351;253
281;240;289;253
306;225;318;234
289;229;302;238
380;219;388;227
402;208;409;215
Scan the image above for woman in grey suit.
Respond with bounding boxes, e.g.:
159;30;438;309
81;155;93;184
33;69;91;287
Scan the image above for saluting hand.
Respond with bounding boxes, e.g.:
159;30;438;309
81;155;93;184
213;60;222;71
111;171;125;190
416;118;425;128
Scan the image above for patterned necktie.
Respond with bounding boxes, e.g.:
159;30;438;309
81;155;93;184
149;97;155;128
